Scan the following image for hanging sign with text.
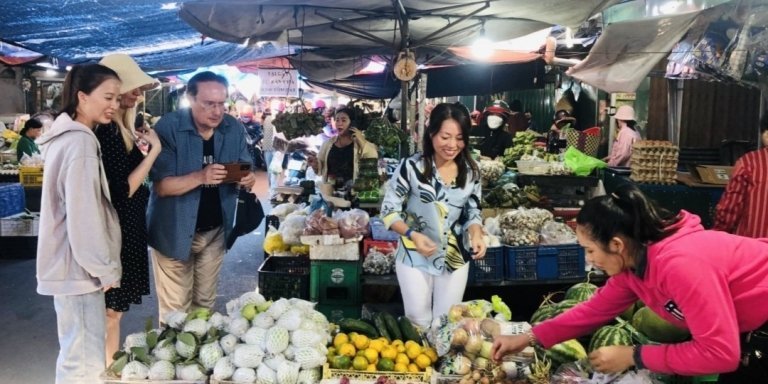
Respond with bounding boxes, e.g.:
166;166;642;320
259;69;299;97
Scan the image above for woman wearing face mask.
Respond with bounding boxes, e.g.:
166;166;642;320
381;102;486;331
95;54;162;365
316;107;378;188
475;101;513;159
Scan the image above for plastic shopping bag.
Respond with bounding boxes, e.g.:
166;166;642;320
564;147;606;176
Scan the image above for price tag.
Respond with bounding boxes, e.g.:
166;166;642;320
287;159;306;171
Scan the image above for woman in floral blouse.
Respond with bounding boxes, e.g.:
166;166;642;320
381;102;486;331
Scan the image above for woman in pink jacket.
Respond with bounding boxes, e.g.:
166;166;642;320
605;105;641;167
492;184;768;382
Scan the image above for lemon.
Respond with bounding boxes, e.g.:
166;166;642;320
353;334;370;350
366;363;377;372
369;339;385;353
415;353;431;369
348;332;360;341
395;352;410;366
406;344;422;360
380;346;398;360
425;347;438;363
377;337;389;345
404;340;419;349
391;339;404;349
408;363;420;373
363;348;379;365
394;363;408;372
338;343;356;358
333;333;349;349
352;355;368;371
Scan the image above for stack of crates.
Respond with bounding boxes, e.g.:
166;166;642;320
310;259;362;322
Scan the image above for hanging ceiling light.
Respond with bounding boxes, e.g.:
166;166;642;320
471;24;493;60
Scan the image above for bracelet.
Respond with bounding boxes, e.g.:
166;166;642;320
526;330;538;347
404;229;413;239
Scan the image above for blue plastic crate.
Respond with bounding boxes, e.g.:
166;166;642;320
370;217;400;241
504;244;586;281
0;183;25;218
468;246;504;284
504;246;539;280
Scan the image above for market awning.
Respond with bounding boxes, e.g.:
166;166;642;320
425;60;547;98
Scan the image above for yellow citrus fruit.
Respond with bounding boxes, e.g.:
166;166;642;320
348;332;360;341
353;334;370;350
364;348;379;364
396;344;406;353
391;340;404;349
395;352;410;365
425;347;438;363
333;333;349;349
408;363;420;373
404;340;419;349
338;343;356;358
415;353;431;369
380;346;398;360
369;339;385;353
352;355;368;371
405;344;422;360
366;363;377;372
394;363;408;372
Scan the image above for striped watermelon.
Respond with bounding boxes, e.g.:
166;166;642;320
556;299;580;313
631;307;690;343
564;272;598;302
546;339;587;364
588;325;633;352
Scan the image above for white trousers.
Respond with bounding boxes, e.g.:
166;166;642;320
53;290;106;384
396;261;469;331
151;227;226;322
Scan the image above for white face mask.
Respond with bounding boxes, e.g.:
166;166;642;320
487;115;504;129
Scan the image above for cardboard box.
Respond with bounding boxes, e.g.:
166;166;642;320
0;212;39;237
694;165;734;185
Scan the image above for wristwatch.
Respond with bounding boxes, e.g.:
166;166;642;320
404;229;413;239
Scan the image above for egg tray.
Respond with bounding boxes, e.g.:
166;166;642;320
322;363;432;383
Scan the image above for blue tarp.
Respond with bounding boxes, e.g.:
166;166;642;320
0;0;288;71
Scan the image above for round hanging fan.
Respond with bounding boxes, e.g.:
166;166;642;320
393;50;418;81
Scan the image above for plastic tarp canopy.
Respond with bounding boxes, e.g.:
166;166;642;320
425;60;546;97
0;0;291;71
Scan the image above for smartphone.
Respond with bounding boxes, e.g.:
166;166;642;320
222;162;252;183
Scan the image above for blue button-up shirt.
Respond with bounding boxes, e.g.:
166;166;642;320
381;154;483;275
147;110;251;260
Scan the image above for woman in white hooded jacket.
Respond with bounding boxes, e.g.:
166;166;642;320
36;63;122;384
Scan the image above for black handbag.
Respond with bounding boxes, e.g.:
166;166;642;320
226;189;265;248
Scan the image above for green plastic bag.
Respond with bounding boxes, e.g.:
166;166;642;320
564;147;606;176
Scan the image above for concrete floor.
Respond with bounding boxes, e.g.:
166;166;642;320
0;172;272;384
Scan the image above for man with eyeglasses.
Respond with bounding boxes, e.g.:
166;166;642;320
147;71;256;322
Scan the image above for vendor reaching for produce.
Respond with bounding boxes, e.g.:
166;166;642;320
381;102;486;332
491;183;768;381
315;107;378;188
472;100;513;159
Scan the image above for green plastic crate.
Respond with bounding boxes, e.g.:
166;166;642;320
316;303;362;323
653;373;719;383
310;260;362;306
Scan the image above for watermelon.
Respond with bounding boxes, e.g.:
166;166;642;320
530;297;581;324
546;339;587;364
588;325;633;352
555;299;580;313
631;307;690;343
564;272;598;302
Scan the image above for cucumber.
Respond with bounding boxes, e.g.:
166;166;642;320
380;312;403;341
398;316;421;343
338;318;378;339
373;313;391;341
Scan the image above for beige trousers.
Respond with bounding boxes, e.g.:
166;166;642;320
151;227;225;322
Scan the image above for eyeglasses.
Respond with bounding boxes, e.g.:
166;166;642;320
195;98;227;112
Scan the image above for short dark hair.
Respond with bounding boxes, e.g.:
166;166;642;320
187;71;228;97
60;64;120;120
24;118;43;130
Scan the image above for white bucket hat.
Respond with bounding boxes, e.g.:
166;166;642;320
614;105;635;121
99;54;158;95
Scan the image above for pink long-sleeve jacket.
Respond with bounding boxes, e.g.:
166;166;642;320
533;211;768;376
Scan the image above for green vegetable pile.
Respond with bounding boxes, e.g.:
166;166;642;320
273;112;325;140
364;117;408;159
501;131;538;167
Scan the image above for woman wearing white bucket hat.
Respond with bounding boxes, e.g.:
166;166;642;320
96;53;162;364
605;105;642;167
